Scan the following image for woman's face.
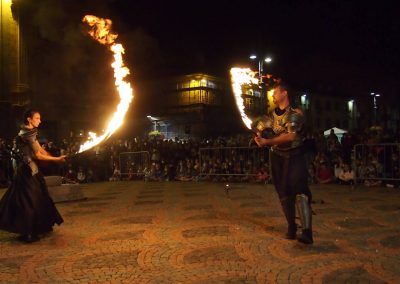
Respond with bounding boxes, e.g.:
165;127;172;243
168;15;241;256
27;112;41;128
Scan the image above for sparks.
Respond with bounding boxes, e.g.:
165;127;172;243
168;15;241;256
229;67;259;129
78;15;133;153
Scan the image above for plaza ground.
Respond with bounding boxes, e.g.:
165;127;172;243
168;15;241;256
0;181;399;283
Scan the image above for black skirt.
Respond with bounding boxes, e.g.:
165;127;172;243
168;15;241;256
0;164;63;235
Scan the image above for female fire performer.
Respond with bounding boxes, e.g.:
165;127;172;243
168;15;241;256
0;110;66;243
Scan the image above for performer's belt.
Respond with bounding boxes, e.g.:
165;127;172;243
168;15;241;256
271;147;303;158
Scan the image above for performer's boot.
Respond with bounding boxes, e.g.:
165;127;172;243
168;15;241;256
295;194;314;244
280;197;297;239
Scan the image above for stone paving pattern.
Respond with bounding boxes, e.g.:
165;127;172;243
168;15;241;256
0;181;399;283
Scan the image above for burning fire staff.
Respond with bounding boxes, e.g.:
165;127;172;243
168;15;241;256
254;83;314;244
0;110;65;243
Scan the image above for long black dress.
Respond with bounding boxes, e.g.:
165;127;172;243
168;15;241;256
0;127;63;236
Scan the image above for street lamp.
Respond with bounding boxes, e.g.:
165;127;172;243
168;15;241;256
348;99;356;129
301;93;307;106
249;54;272;83
147;115;159;131
370;92;381;124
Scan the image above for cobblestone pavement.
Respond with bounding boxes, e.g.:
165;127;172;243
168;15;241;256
0;181;400;283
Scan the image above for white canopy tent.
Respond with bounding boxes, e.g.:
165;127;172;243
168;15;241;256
324;127;348;140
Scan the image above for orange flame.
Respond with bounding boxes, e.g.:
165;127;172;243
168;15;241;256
78;15;133;153
229;67;259;129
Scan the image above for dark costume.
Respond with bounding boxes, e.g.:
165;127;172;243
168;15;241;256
0;127;63;239
256;106;313;243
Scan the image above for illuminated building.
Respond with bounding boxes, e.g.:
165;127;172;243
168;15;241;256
149;73;240;138
0;0;29;137
240;83;269;117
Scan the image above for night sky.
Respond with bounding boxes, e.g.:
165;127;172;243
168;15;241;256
17;0;400;105
109;0;399;99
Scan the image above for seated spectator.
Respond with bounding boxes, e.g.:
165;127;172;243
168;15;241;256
145;163;162;181
363;161;382;187
338;163;354;185
109;164;121;181
316;162;334;184
143;166;151;182
308;164;316;184
86;168;95;183
355;159;367;183
153;163;163;181
64;164;77;183
77;167;86;183
314;151;328;168
255;167;270;183
239;166;252;183
333;161;344;182
161;165;170;181
175;160;188;181
127;166;135;181
136;165;144;180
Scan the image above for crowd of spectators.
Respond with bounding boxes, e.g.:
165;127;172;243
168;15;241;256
1;126;400;188
0;134;269;186
305;128;400;188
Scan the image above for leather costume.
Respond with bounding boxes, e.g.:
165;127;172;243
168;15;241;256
15;127;40;175
255;106;313;243
0;126;63;238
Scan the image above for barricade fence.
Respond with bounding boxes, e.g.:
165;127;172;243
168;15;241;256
199;146;270;177
353;143;400;185
119;151;150;176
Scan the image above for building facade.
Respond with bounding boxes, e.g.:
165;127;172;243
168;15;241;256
148;72;400;139
0;0;30;139
148;73;243;139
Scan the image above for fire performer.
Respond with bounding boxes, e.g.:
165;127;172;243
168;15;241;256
254;83;314;244
0;110;65;243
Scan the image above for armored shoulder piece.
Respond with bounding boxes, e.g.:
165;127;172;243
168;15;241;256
286;108;305;133
16;127;39;165
271;107;305;151
18;127;38;143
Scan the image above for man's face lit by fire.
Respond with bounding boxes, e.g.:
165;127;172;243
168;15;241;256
272;86;287;105
28;112;41;128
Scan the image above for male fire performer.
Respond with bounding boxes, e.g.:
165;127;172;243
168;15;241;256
254;82;313;244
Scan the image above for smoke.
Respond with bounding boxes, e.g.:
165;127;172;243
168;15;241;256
15;0;162;129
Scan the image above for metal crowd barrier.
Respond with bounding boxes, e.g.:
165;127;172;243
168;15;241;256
119;151;150;176
353;143;400;185
199;146;270;177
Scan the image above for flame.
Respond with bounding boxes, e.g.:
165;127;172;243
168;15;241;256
229;67;259;129
78;15;133;153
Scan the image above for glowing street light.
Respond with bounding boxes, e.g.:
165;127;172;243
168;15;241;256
370;92;381;124
249;54;272;83
264;57;272;63
147;115;159;131
347;99;357;129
